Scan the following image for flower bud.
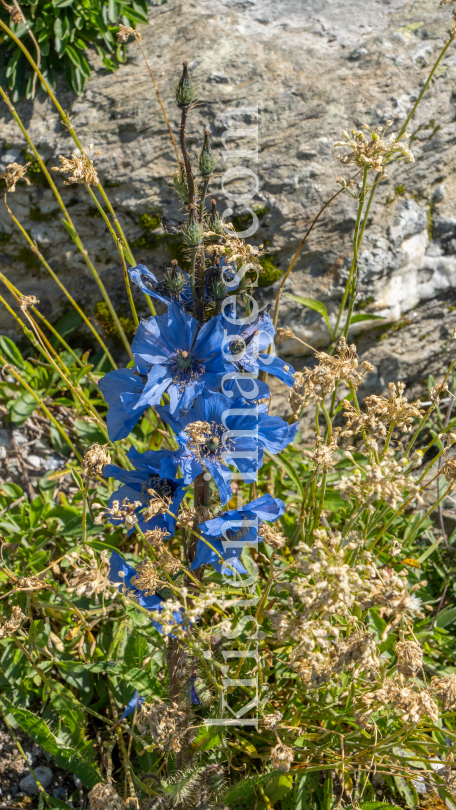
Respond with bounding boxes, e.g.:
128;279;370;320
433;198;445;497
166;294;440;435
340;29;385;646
199;130;216;176
182;206;203;246
175;61;194;108
208;198;225;236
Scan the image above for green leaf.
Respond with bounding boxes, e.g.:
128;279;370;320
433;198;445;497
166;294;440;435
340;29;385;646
10;391;37;424
349;313;386;325
0;336;25;368
266;451;304;498
436;605;456;628
284;294;331;335
46;794;74;809
71;468;84;490
379;632;397;653
360;804;404;810
0;697;101;788
417;537;441;563
192;726;222;752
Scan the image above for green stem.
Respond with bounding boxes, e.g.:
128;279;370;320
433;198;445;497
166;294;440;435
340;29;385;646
85;186;139;331
0;21;138;266
0;182;118;367
0;351;82;461
333;168;368;342
398;34;455;140
82;476;90;545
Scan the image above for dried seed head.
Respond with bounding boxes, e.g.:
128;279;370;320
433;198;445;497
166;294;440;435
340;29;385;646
1;162;31;193
116;24;141;44
430;673;456;712
334;122;414;178
260;523;286;549
137;701;185;752
270;742;294;772
263;711;283;729
275;326;295;343
311;428;341;471
0;605;26;638
82;443;111;476
8;5;23;23
66;546;113;599
19;295;39;311
88;782;124;810
289;336;373;415
52;145;100;185
395;640;423;678
130;560;160;596
95;498;142;528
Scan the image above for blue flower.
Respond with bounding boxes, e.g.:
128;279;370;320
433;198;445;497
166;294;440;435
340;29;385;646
222;305;295;392
191;493;286;575
103;447;186;535
98;368;150;442
120;690;145;720
109;551;183;634
129;263;193;310
158;392;299;506
130;303;227;416
129;260;239;312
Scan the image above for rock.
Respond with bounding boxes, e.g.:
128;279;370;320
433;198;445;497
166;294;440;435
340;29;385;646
0;0;455;397
0;430;11;449
25;455;42;470
43;455;65;471
52;787;67;801
73;775;82;789
31;744;42;758
19;766;53;794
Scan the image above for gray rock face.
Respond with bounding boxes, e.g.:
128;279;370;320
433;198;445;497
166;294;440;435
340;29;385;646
19;766;53;794
0;0;455;389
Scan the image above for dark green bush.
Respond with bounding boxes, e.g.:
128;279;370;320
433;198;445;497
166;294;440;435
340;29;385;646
0;0;148;99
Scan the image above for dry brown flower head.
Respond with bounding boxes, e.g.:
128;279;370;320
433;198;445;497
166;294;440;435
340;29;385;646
1;162;31;193
263;711;283;729
336;452;423;509
342;382;423;439
88;782;125;810
334;122;414;179
52;145;100;186
142;491;171;523
19;295;39;312
270;742;294;772
395;639;423;677
430;673;456;712
260;523;286;549
94;497;142;529
116;24;141;44
137;701;185;752
66;546;112;599
0;605;27;638
289;337;373;414
143;529;181;574
275;326;295;343
82;443;111;476
361;675;438;724
311;428;341;470
130;560;160;596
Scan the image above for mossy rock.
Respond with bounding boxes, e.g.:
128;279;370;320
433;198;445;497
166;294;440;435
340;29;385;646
94;301;136;341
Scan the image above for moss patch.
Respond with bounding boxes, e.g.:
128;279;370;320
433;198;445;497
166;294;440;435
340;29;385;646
16;246;41;269
19;148;48;186
377;318;411;341
94;301;136;341
139;212;161;231
0;232;12;244
258;256;282;287
29;205;60;222
231;204;269;232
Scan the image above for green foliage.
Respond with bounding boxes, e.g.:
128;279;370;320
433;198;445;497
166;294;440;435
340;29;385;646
93;300;136;340
258;255;282;287
0;0;148;99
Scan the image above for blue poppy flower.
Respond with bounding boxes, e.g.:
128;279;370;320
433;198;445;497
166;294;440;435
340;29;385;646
190;493;286;575
222;305;295;390
109;551;183;634
98;368;150;443
130;303;227;416
103;447;186;535
158;392;299;506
